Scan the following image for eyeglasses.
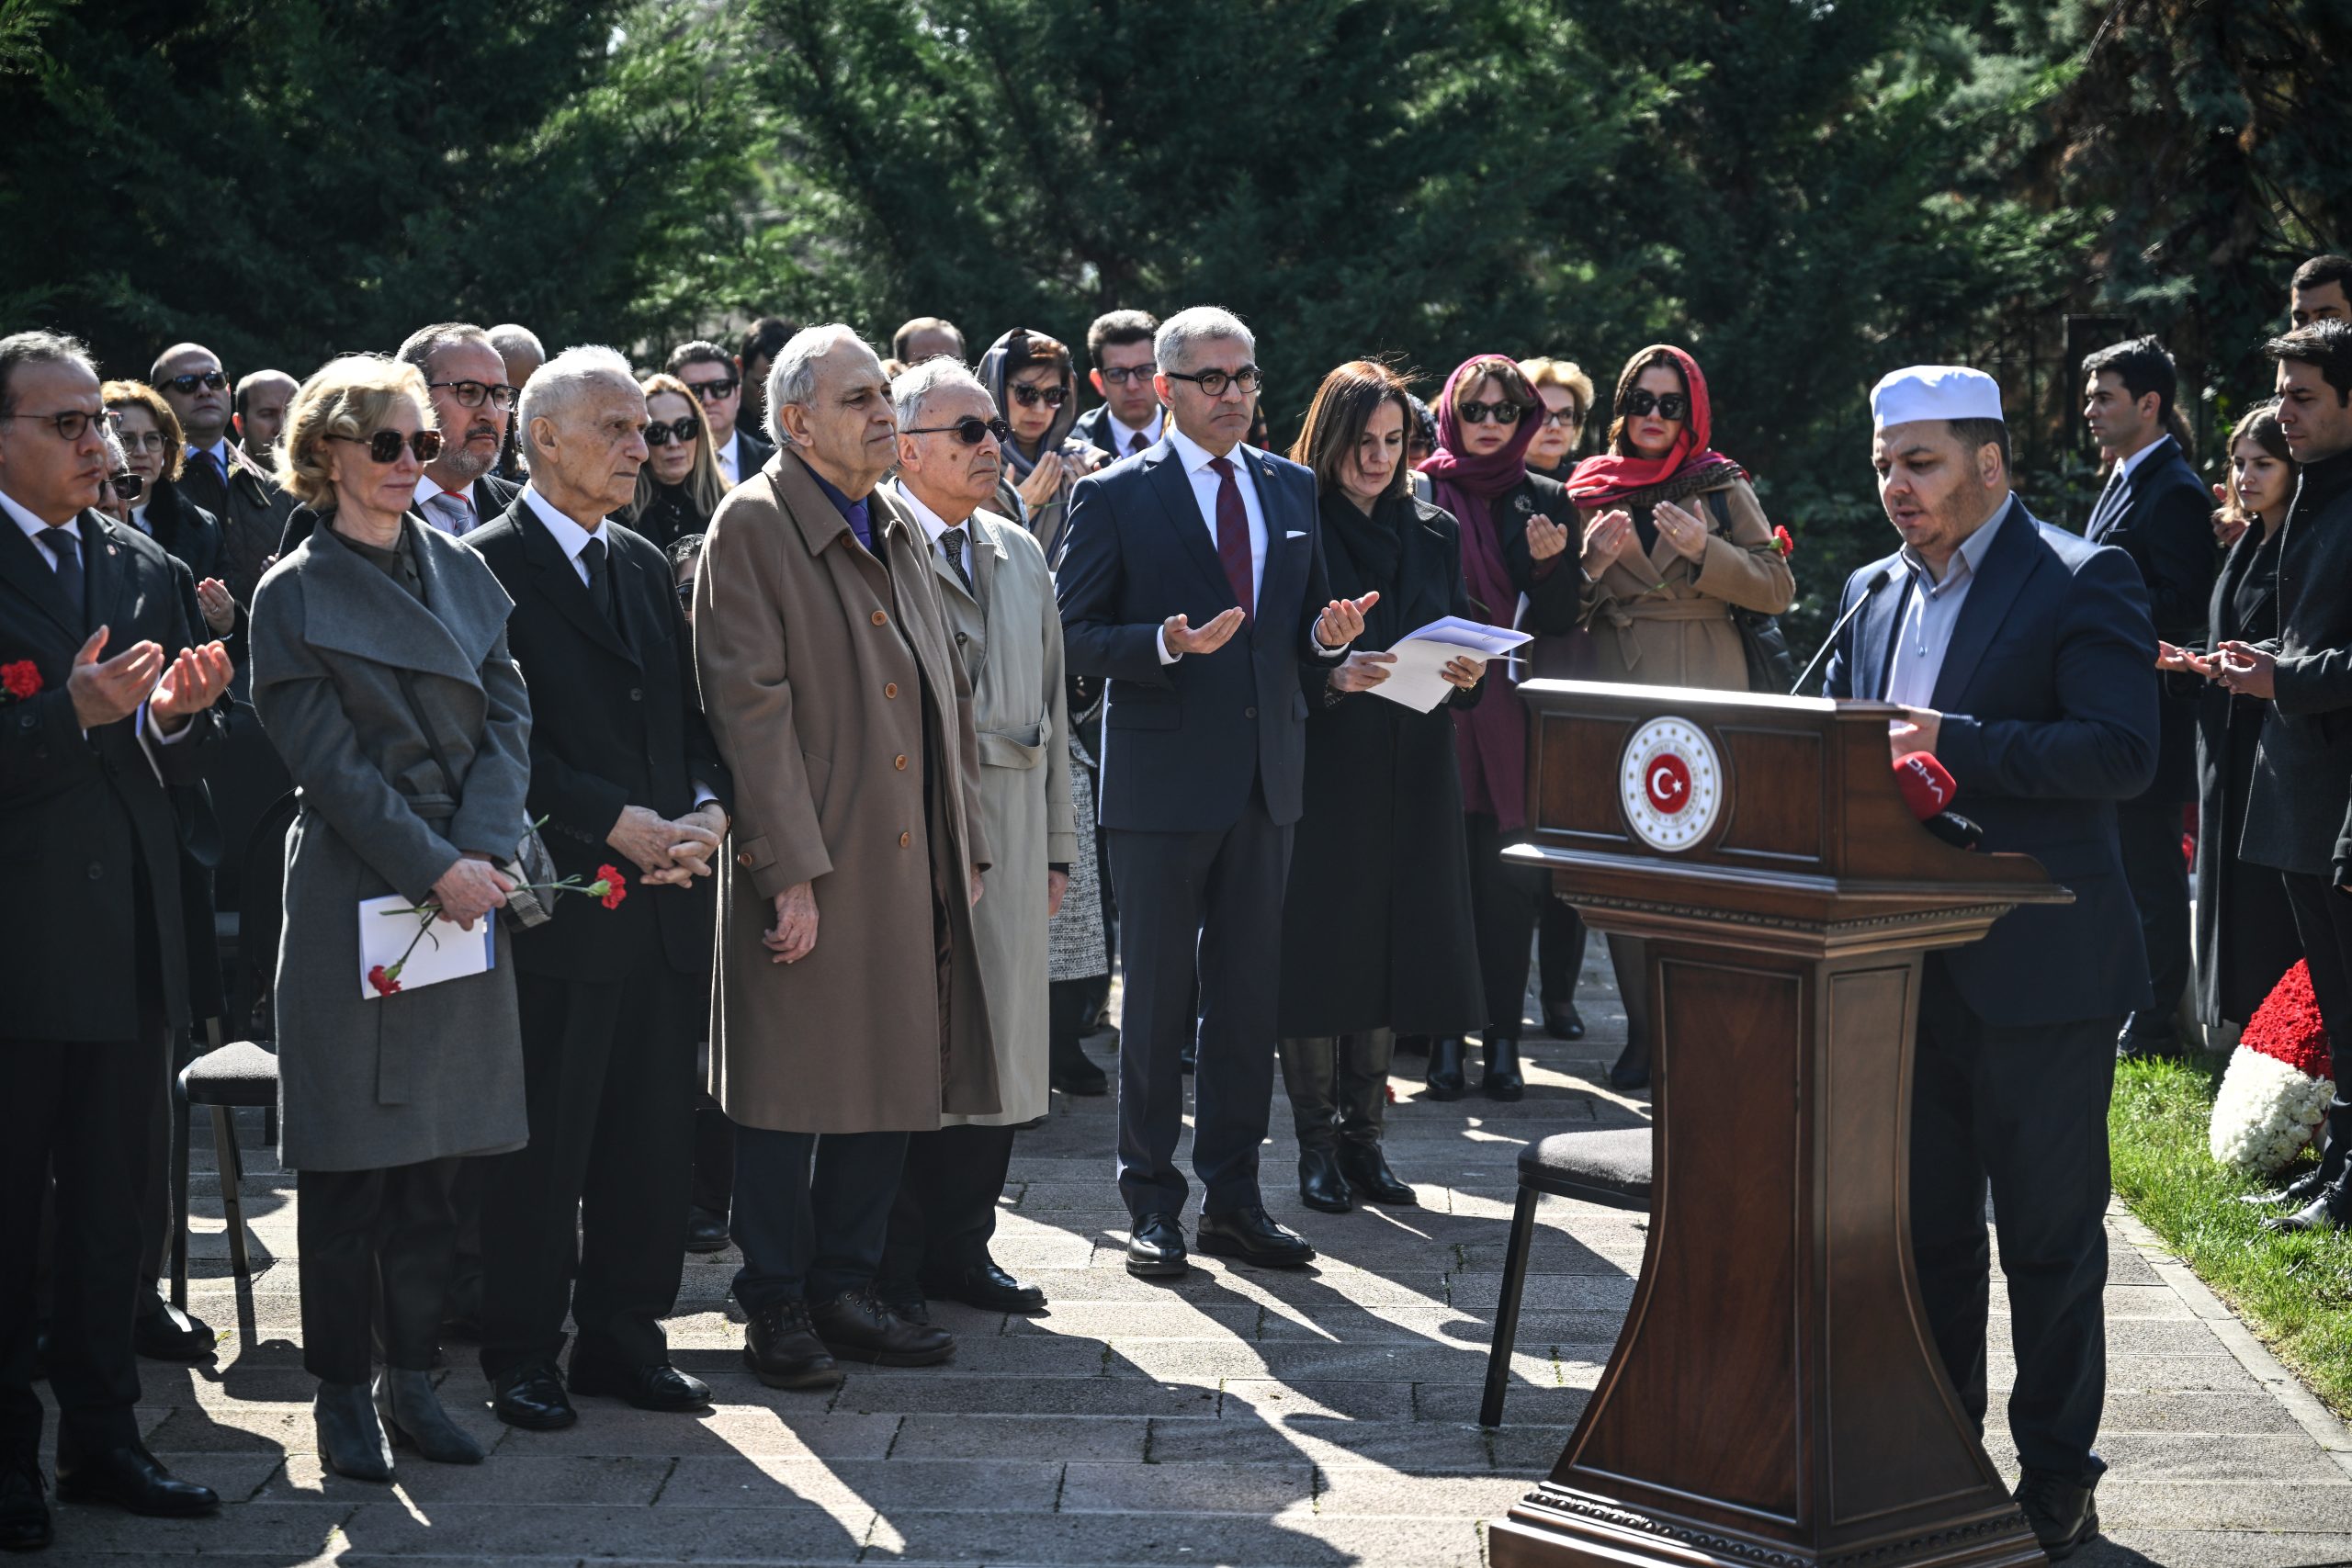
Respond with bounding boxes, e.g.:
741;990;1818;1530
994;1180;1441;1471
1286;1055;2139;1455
429;379;516;411
1457;399;1526;425
108;471;145;502
1097;365;1156;386
1163;366;1261;398
684;377;740;403
331;429;444;464
161;371;229;395
1536;406;1582;429
1;409;108;440
1622;389;1690;421
108;421;172;454
1007;382;1069;409
646;415;703;446
904;415;1012;447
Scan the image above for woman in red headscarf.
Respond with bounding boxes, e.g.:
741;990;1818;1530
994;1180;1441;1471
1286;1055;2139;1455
1568;344;1796;1086
1417;353;1585;1101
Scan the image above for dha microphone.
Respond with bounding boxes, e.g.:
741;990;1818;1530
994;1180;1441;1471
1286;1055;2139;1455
1791;565;1895;695
1894;750;1984;851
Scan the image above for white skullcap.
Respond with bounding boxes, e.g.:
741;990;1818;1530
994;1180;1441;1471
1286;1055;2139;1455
1871;365;2004;431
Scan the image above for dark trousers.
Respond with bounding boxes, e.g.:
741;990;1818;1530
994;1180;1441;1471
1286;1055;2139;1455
729;1127;910;1312
1909;962;2116;1479
298;1157;461;1384
1;1032;164;1464
878;1123;1019;1298
2281;873;2352;1097
1106;789;1292;1221
692;1100;734;1216
478;965;695;1379
1537;895;1588;1013
1464;811;1544;1038
2116;797;2192;1033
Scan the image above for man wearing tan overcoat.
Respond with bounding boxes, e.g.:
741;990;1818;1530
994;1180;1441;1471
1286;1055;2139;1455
694;324;997;1393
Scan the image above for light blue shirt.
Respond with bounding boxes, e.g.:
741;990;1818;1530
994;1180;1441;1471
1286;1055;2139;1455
1883;499;2012;708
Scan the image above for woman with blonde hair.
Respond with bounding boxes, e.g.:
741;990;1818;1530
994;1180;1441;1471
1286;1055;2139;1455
625;371;727;548
250;354;533;1484
1519;356;1594;482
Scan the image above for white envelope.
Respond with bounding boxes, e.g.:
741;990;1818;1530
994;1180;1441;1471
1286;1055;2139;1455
358;896;495;998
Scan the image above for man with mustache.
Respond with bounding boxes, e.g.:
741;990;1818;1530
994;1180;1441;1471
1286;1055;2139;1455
396;323;522;536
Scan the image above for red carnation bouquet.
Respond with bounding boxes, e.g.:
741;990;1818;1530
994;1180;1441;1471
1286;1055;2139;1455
1;660;41;705
368;831;629;997
2209;961;2334;1171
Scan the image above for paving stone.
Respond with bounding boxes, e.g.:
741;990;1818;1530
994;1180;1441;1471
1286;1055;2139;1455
1315;1467;1529;1517
2073;1529;2352;1566
337;1500;874;1558
1057;1459;1315;1515
655;1456;1063;1513
831;1375;1224;1418
888;1415;1148;1463
873;1511;1486;1566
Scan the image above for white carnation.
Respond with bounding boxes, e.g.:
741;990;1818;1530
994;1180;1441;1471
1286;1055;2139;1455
2209;1046;2334;1174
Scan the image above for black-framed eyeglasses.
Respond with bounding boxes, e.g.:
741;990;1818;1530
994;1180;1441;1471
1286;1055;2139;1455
1457;399;1526;425
108;471;145;502
1;408;108;440
429;379;516;411
107;417;172;455
1007;382;1069;409
1097;365;1156;386
1163;366;1261;398
161;371;229;395
331;429;444;464
1536;406;1583;429
645;415;702;446
685;377;740;403
1622;389;1690;421
904;415;1012;447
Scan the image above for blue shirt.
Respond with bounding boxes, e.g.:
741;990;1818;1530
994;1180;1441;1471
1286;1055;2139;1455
1884;496;2013;709
805;463;874;552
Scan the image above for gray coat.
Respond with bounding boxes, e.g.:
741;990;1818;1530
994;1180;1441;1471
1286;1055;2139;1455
250;516;535;1171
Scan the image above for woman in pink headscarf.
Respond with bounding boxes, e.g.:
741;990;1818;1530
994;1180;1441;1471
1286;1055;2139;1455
1568;344;1795;1087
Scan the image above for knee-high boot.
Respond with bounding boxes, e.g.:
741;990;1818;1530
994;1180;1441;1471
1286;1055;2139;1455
1278;1036;1351;1213
1336;1031;1416;1206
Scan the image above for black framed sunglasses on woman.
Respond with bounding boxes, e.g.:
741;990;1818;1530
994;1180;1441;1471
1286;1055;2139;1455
1622;389;1690;421
332;429;444;464
1007;382;1069;409
645;415;702;446
903;415;1012;447
1456;399;1526;425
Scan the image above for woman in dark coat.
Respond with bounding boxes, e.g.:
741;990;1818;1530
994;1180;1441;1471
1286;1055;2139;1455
1416;355;1586;1100
1274;363;1489;1212
622;373;727;549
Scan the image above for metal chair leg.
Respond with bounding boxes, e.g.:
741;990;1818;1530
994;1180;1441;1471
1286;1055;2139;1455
212;1105;251;1279
1481;1186;1541;1428
170;1084;191;1310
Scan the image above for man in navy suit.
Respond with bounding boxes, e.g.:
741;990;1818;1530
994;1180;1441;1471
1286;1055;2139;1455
1057;306;1376;1277
1824;365;2159;1562
2081;335;2218;1058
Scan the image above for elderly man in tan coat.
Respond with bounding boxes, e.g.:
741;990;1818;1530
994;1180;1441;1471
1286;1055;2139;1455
876;359;1076;1321
694;324;997;1393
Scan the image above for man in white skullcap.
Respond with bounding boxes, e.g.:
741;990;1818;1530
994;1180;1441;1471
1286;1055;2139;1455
1822;366;2160;1561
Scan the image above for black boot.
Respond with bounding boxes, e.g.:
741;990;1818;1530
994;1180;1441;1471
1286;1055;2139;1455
1607;1027;1649;1091
375;1369;484;1465
1424;1037;1466;1100
1280;1036;1352;1213
1481;1034;1525;1101
1048;979;1109;1095
2255;1102;2352;1206
314;1381;394;1483
2266;1172;2352;1234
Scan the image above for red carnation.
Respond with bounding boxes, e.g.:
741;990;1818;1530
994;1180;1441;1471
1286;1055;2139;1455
367;964;401;997
595;864;628;910
1;660;40;701
1771;525;1795;558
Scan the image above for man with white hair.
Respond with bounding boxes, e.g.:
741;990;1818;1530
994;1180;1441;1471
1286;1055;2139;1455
875;358;1073;1318
1056;305;1374;1278
466;345;734;1431
1822;366;2159;1559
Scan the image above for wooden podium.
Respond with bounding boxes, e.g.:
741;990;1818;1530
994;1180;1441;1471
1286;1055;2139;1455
1487;681;2068;1568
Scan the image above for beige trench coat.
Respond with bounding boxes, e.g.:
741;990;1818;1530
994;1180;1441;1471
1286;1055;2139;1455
694;451;999;1133
909;500;1077;1127
1577;474;1795;691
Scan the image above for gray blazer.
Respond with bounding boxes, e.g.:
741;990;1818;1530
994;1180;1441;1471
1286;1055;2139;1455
249;514;534;1171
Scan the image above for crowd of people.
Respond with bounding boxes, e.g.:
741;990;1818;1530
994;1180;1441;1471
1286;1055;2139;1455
2;251;2350;1562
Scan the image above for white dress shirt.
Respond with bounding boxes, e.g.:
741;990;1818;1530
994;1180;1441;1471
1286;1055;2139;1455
1156;426;1271;664
522;484;605;586
716;430;744;486
891;480;973;583
413;476;477;536
1104;408;1164;457
2113;433;2167;489
1884;499;2013;710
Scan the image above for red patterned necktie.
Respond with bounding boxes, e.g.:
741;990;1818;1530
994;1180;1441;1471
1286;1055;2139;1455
1207;456;1253;620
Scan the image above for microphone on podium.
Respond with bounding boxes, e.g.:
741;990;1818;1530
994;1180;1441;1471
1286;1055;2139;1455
1894;750;1984;851
1790;564;1895;695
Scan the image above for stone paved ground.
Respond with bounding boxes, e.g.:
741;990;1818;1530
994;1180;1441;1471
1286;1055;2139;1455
40;946;2352;1566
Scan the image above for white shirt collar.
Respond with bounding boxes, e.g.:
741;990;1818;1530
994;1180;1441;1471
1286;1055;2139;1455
522;482;604;561
130;501;152;536
2115;434;2168;485
889;479;973;547
0;485;70;547
1165;423;1255;479
1106;408;1163;452
414;474;469;508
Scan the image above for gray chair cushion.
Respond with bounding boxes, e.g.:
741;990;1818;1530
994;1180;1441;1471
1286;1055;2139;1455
1520;1127;1652;1212
179;1040;280;1107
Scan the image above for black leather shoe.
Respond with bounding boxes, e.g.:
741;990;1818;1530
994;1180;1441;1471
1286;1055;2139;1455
2267;1176;2352;1234
53;1443;220;1517
490;1362;578;1431
931;1260;1046;1314
1125;1213;1188;1278
1197;1206;1317;1269
566;1358;711;1413
1481;1035;1525;1101
877;1292;932;1325
1607;1033;1650;1091
1050;1038;1109;1096
2013;1461;2102;1561
1423;1037;1466;1101
810;1287;956;1366
133;1300;217;1362
1297;1147;1353;1213
744;1301;842;1391
1338;1144;1418;1207
1543;1002;1586;1041
2243;1164;2333;1208
375;1369;485;1463
684;1205;731;1254
0;1461;51;1551
2115;1021;2183;1061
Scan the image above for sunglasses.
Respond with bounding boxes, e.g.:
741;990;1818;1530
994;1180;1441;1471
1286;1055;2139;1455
685;377;740;402
1008;382;1069;409
429;379;516;411
1457;399;1526;425
1623;389;1690;421
107;471;145;502
332;428;444;464
162;371;229;395
904;415;1012;447
1163;366;1261;398
1097;365;1157;386
645;415;702;446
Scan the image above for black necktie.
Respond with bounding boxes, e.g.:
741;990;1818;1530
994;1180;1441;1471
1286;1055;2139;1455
581;535;613;620
38;525;85;629
1128;429;1148;456
939;527;973;592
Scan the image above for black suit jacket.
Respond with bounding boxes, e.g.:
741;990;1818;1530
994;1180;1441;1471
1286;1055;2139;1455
467;498;731;981
1825;496;2160;1026
473;471;522;518
1057;437;1343;832
2238;450;2352;878
731;426;775;482
2087;436;2218;802
0;510;224;1038
1071;404;1155;458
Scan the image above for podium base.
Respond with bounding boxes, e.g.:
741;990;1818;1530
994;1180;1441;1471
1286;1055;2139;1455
1489;1484;2049;1568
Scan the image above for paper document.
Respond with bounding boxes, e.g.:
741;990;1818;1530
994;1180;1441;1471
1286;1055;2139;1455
1367;616;1534;714
358;895;495;999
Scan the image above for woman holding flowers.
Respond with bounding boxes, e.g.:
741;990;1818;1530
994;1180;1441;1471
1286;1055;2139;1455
249;355;534;1484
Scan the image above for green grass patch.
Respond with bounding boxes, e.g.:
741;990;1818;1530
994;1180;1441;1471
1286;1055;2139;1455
2109;1055;2352;1417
